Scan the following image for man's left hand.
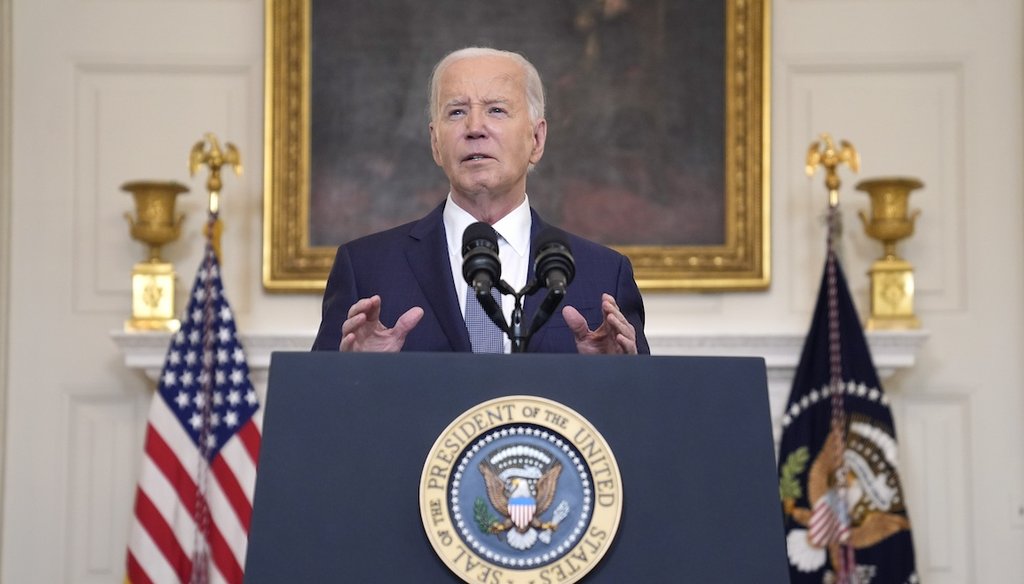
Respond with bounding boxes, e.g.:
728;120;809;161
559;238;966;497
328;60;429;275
562;293;638;355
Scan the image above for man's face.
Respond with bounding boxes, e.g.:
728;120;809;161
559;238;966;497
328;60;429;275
429;55;546;206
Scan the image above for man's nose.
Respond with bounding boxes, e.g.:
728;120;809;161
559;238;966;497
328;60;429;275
464;107;486;137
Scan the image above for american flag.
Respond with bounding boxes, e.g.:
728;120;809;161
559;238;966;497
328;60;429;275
126;243;262;584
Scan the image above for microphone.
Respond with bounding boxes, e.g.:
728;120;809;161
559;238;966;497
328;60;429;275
532;229;575;296
526;229;575;336
461;223;507;334
461;222;501;293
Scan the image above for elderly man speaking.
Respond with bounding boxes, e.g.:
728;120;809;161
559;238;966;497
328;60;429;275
312;47;649;355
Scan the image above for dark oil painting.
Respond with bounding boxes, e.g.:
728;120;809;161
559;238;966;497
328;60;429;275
308;0;725;248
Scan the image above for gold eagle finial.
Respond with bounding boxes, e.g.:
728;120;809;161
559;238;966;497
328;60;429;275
806;133;860;207
188;133;242;260
189;133;242;214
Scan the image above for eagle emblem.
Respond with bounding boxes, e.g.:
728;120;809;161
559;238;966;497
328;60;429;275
421;398;622;582
781;414;912;576
477;445;567;551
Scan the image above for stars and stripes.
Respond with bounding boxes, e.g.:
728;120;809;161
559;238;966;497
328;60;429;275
508;496;536;531
809;492;851;548
127;243;261;584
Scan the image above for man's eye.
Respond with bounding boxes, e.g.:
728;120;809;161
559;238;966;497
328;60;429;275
488;107;507;115
447;109;465;118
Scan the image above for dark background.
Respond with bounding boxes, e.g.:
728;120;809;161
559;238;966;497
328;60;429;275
309;0;725;247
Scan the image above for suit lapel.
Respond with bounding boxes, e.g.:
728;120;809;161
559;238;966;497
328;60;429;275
523;210;546;320
524;211;562;351
406;204;472;352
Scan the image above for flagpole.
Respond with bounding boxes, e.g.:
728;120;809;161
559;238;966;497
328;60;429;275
188;133;242;584
806;134;860;584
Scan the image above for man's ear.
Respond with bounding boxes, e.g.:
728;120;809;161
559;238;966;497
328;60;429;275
529;118;547;165
429;122;442;166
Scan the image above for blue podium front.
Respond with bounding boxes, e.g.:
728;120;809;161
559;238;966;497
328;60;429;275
245;352;789;583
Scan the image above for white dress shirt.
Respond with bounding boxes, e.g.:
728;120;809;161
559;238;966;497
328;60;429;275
443;194;532;353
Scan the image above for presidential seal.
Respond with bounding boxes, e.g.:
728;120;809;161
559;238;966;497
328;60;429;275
420;396;622;584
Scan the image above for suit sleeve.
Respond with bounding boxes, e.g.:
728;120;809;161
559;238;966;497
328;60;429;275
312;245;358;351
615;255;651;355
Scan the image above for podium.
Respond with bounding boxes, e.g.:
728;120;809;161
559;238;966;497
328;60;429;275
246;352;789;582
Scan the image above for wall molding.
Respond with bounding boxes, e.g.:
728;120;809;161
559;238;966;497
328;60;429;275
71;60;256;315
781;59;966;315
0;0;12;555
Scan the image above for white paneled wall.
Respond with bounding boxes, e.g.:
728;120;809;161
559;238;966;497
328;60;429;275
899;394;972;583
783;60;966;312
73;61;257;313
65;392;149;584
3;0;1022;582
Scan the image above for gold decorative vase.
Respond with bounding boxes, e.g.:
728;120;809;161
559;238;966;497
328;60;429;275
855;177;923;330
123;180;189;332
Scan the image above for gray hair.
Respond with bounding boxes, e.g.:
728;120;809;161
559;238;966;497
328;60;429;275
428;47;545;123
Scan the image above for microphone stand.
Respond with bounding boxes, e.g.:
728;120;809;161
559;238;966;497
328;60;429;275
479;279;559;353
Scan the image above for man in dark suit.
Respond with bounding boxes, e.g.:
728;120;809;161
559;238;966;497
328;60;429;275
313;47;649;355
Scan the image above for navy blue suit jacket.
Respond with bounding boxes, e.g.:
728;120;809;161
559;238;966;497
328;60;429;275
312;204;649;354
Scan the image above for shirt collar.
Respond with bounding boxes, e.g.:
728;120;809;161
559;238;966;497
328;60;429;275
443;194;532;256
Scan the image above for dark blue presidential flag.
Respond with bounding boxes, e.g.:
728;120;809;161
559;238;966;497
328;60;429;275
778;251;918;584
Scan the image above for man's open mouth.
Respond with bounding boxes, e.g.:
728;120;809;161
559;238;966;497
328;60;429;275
463;154;492;162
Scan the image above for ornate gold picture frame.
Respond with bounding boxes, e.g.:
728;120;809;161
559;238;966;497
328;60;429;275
264;0;770;292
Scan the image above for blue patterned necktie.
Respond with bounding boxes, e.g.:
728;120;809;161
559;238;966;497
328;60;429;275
465;284;504;353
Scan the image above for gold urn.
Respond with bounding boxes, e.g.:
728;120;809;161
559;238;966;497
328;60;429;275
855;177;923;330
123;180;189;332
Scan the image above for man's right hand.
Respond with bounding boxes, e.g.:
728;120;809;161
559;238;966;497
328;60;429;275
339;295;424;352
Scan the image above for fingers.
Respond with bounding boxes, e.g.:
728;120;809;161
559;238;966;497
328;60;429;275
561;305;591;338
340;311;367;340
601;294;637;354
341;296;381;341
616;332;638;355
564;297;637;355
347;295;381;321
339;332;356;352
393;307;425;336
340;296;384;352
600;293;622;318
340;312;373;351
340;297;424;353
600;294;631;332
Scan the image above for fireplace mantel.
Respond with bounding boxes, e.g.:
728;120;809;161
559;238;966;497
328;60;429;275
111;330;928;382
112;329;927;445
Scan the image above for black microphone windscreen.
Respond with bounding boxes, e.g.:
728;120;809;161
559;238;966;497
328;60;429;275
462;222;498;255
533;228;575;287
462;222;501;287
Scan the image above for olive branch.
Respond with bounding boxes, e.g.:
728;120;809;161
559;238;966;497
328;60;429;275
474;497;501;534
779;446;810;501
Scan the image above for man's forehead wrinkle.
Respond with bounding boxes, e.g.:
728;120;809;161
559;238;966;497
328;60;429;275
443;96;512;107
